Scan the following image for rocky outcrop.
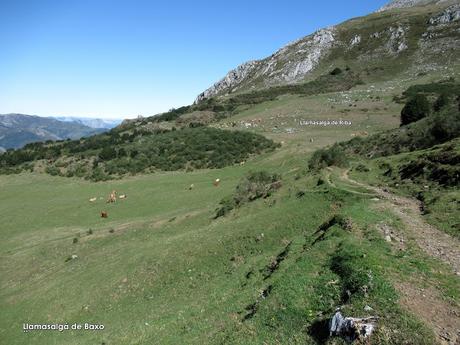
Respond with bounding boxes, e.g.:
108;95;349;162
377;0;451;12
195;27;336;103
386;26;409;53
350;35;361;47
429;4;460;25
195;61;259;103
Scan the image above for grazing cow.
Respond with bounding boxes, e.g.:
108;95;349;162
213;178;220;187
188;184;194;191
119;194;127;199
107;190;117;203
101;211;108;218
89;197;97;202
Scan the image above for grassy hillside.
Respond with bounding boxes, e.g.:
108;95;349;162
308;81;460;239
2;150;456;345
195;1;460;100
1;72;459;345
0;127;279;181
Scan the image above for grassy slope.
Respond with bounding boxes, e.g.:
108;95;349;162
348;139;460;239
1;76;459;344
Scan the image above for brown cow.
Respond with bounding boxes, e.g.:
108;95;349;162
101;211;108;218
213;179;220;187
106;190;117;203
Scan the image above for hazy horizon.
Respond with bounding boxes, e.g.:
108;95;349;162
1;0;388;119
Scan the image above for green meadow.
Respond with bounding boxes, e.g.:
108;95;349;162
1;84;459;345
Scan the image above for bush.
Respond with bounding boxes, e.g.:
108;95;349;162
354;164;369;172
45;166;60;176
330;67;343;76
308;144;349;171
215;171;282;218
400;94;430;126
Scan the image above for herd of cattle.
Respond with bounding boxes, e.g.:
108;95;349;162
92;179;222;218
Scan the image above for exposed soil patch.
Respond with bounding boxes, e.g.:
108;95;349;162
376;222;406;251
396;281;460;345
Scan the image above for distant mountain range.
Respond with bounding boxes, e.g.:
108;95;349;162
0;114;121;151
54;116;122;130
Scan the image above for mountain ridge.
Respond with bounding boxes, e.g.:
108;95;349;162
0;113;107;150
195;0;459;103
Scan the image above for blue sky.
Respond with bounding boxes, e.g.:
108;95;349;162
0;0;388;119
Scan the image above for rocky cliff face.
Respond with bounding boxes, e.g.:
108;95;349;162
195;0;459;103
195;27;336;103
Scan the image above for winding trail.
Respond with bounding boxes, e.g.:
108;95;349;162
340;169;460;274
336;169;460;345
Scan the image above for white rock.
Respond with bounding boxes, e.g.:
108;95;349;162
350;35;362;46
429;4;460;25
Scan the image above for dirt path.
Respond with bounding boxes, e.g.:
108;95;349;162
340;169;460;275
338;169;460;345
395;282;460;345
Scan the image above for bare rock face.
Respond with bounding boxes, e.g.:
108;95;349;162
377;0;445;12
429;4;460;25
195;61;259;103
195;27;336;103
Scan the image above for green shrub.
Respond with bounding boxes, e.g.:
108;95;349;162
215;171;282;218
354;164;369;172
401;94;430;126
433;93;450;112
330;67;343;75
308;144;349;171
45;166;60;176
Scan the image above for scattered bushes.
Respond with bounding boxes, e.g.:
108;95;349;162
0;127;280;180
399;144;460;186
215;171;282;218
339;101;460;158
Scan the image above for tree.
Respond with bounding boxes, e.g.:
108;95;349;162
400;94;430;126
